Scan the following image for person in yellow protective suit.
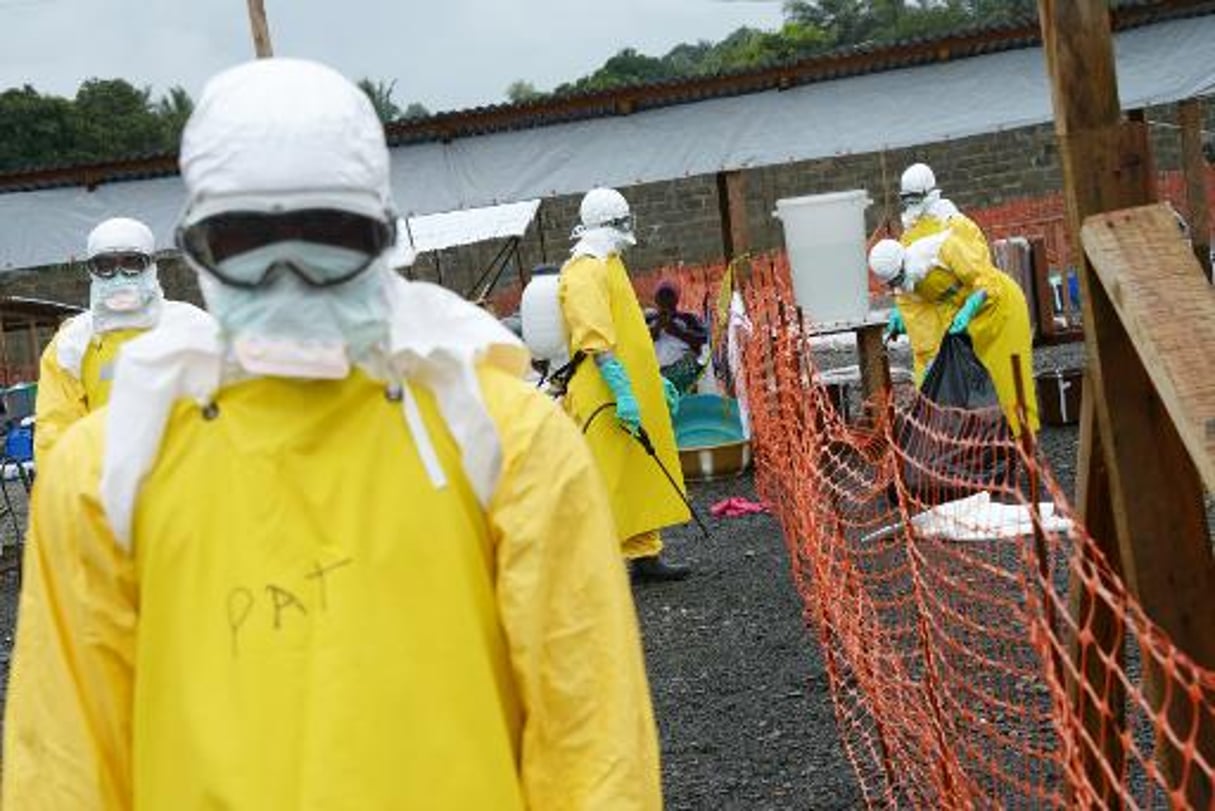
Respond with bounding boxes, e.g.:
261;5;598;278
869;231;1039;436
4;58;660;810
34;217;210;460
559;187;692;583
885;162;993;385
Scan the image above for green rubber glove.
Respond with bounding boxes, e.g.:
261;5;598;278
949;290;987;335
662;376;681;419
883;308;906;342
596;355;641;434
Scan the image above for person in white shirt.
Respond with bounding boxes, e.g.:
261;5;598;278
646;281;707;395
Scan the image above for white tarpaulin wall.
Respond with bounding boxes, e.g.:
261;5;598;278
406;199;540;253
2;15;1215;271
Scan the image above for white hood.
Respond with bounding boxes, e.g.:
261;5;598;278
179;58;392;224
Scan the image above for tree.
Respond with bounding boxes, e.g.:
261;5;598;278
156;85;194;146
784;0;879;46
72;79;165;161
402;102;430;120
506;80;542;104
556;47;676;95
0;86;80;171
357;78;402;123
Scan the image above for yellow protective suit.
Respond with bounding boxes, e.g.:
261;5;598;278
558;253;690;559
904;229;1040;435
897;212;990;384
33;326;143;460
4;367;661;809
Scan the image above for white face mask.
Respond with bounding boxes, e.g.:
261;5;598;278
571;226;635;260
901;188;942;229
90;271;163;332
199;261;391;380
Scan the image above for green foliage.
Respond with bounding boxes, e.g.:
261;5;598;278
539;0;1040;100
357;78;431;122
0;78;184;171
0;74;434;171
402;102;431;120
357;78;402;124
0;85;80;169
72;79;164;160
506;80;542;104
156;86;194;145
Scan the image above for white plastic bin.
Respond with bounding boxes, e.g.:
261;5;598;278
773;190;872;328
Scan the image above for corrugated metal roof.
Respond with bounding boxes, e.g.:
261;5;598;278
2;0;1211;194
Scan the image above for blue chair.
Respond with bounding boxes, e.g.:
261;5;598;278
0;384;36;583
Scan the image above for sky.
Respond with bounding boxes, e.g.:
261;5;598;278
0;0;786;112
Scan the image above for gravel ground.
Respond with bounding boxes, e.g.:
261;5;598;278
635;475;860;810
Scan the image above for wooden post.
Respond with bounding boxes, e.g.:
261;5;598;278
856;324;891;425
246;0;274;59
1178;98;1212;282
1029;238;1057;340
1067;388;1127;808
1038;2;1215;805
24;321;37;374
0;315;10;385
717;170;750;286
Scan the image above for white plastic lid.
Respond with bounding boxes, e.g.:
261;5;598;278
773;189;872;218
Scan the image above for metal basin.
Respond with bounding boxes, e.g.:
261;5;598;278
674;394;751;481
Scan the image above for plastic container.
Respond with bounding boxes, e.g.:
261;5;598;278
673;394;751;481
1035;368;1083;426
519;266;567;363
773;190;872;328
4;425;32;463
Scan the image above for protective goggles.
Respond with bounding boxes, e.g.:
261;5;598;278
899;191;927;207
87;252;153;278
600;214;634;234
177;209;395;289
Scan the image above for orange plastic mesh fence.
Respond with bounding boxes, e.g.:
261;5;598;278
739;255;1215;809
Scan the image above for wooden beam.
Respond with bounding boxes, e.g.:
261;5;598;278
24;321;37;373
246;0;274;59
1081;204;1215;491
856;323;891;425
1029;238;1058;340
716;170;750;261
1038;2;1215;805
1178;98;1213;282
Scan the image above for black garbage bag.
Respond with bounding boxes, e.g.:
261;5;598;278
894;333;1016;506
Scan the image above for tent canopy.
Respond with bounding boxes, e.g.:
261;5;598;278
406;199;541;253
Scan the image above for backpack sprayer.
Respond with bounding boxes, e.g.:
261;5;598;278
520;267;710;540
